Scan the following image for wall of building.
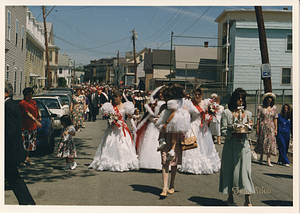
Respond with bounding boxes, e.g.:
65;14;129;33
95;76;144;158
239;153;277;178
229;21;292;94
25;39;45;87
5;6;27;98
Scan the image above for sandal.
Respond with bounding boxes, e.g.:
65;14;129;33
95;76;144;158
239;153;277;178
160;189;169;197
244;202;252;206
168;188;175;194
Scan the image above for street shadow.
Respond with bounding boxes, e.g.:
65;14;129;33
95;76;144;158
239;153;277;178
130;184;161;196
136;169;161;174
18;136;100;184
189;196;227;206
263;173;293;179
261;200;293;206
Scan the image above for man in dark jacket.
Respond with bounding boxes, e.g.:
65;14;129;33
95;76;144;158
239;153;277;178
86;88;92;121
99;86;110;107
90;87;100;121
5;81;35;205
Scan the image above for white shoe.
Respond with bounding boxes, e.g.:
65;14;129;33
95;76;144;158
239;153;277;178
166;150;175;162
157;138;166;151
62;163;71;170
71;162;77;170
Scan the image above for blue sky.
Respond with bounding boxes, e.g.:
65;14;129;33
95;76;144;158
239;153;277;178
27;5;292;67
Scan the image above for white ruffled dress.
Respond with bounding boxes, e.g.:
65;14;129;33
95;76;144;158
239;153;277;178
137;100;165;170
178;99;221;174
88;102;139;172
155;99;191;133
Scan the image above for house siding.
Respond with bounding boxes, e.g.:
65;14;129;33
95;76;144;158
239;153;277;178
229;21;292;94
5;6;27;97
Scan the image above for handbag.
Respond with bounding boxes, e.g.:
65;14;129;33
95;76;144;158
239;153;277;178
181;129;198;151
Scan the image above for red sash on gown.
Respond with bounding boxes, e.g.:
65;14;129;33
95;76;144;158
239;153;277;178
135;102;157;151
113;105;133;142
192;100;210;131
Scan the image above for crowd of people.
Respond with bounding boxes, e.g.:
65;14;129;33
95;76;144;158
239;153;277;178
4;80;293;206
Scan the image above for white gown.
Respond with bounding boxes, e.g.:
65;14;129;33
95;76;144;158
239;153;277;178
210;104;224;136
137;100;165;170
155;98;191;133
178;99;221;174
88;102;139;172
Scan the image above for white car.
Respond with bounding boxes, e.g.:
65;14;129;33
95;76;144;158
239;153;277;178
33;96;70;130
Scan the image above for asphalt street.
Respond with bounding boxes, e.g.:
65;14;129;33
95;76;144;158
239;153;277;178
5;115;293;208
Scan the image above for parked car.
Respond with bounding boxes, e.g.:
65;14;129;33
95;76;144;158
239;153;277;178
14;99;57;153
36;92;72;107
32;96;70;131
49;87;74;95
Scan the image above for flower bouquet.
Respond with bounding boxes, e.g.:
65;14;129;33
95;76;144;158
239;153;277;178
204;99;220;123
232;105;252;134
103;112;121;126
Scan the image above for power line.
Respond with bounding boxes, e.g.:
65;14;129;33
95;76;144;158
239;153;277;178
140;6;158;35
144;6;189;44
54;6;91;12
177;6;211;37
159;6;212;47
174;35;222;39
141;6;185;42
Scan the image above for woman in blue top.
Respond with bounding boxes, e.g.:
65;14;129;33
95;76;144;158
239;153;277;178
276;104;292;167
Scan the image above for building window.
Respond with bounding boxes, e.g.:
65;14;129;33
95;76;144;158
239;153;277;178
26;44;28;60
6;65;9;80
21;26;24;50
20;70;22;93
15;20;18;46
68;69;70;75
59;68;62;74
49;51;52;62
55;51;58;64
281;68;291;85
286;34;292;51
139;55;143;61
14;69;17;94
7;11;11;40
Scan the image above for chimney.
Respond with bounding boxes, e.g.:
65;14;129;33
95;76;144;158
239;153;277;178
204;41;209;48
283;7;288;10
148;48;151;53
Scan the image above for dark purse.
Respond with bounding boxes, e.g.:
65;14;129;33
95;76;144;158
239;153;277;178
181;129;198;151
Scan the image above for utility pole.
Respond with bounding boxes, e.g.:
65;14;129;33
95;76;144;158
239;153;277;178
255;6;272;93
117;50;119;86
169;31;174;82
132;30;138;90
43;6;51;89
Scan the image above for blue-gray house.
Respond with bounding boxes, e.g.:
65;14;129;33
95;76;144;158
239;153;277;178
215;9;292;95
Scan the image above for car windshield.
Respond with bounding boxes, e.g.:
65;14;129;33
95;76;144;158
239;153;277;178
37;98;60;109
59;95;69;105
36;101;50;117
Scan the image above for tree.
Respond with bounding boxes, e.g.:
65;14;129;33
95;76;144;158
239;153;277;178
57;77;67;88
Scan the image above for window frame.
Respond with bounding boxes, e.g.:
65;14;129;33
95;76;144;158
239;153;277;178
14;68;17;94
21;26;24;50
7;11;11;40
15;19;18;46
20;70;23;94
6;65;9;80
281;67;292;85
286;33;292;52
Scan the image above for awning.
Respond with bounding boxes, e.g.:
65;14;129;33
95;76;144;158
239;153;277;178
37;77;47;80
30;73;40;77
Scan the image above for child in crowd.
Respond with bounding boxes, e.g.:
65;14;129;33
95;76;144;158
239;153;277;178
57;115;77;170
156;84;191;161
132;108;142;126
